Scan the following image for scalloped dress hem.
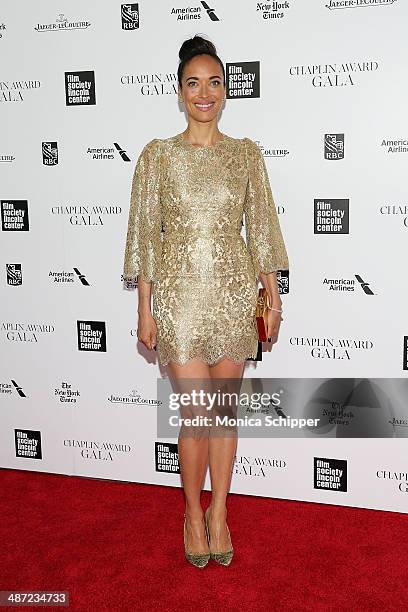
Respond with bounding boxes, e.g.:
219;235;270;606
157;347;259;367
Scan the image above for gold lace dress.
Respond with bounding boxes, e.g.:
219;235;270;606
123;132;289;366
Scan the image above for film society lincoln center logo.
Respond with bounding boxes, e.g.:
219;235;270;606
15;429;42;459
226;61;260;99
314;198;349;234
65;70;96;106
314;457;347;492
77;320;106;352
1;200;29;231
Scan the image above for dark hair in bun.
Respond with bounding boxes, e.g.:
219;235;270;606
177;34;225;87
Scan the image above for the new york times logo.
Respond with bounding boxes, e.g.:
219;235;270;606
314;457;347;492
7;264;22;285
15;429;42;459
121;4;139;30
77;321;106;351
256;1;290;20
65;71;96;106
314;199;349;234
226;62;260;98
1;200;29;231
324;134;344;160
42;142;58;165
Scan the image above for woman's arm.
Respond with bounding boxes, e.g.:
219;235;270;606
243;137;288;343
122;139;162;352
259;271;283;345
243;137;289;281
137;276;153;314
259;270;282;309
137;276;156;350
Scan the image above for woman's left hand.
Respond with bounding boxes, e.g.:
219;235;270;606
265;308;283;350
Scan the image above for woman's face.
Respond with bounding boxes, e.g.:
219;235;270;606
179;54;225;124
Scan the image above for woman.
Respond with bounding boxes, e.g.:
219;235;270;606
123;35;289;568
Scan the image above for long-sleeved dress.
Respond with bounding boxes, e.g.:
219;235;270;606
123;132;289;366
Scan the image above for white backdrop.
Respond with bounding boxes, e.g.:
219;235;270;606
1;0;407;513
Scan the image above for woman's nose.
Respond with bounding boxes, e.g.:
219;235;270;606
198;83;209;96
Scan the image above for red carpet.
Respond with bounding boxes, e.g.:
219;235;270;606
1;468;407;611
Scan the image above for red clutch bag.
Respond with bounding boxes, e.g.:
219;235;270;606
255;287;271;342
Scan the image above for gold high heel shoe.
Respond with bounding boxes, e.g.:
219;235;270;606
204;507;234;566
183;514;210;568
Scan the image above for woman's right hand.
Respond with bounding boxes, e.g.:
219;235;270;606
137;309;157;350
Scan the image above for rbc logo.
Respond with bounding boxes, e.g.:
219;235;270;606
42;142;58;165
324;133;344;160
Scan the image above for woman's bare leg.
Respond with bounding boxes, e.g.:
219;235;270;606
167;358;211;554
207;357;245;551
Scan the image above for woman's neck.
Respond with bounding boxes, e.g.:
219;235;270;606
183;122;223;146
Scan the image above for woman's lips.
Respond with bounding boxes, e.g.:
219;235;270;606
194;102;215;112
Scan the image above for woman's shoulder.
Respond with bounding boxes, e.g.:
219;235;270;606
240;136;259;149
223;134;260;155
140;133;260;155
140;137;162;151
139;134;181;153
220;133;258;149
240;136;264;162
136;138;164;163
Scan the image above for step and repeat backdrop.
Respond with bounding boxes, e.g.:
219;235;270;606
1;1;407;513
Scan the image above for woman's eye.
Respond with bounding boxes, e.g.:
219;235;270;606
186;80;221;87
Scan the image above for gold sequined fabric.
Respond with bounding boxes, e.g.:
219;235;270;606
123;132;289;366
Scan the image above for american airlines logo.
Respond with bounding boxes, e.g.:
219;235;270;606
49;268;90;286
170;2;220;21
86;142;131;162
